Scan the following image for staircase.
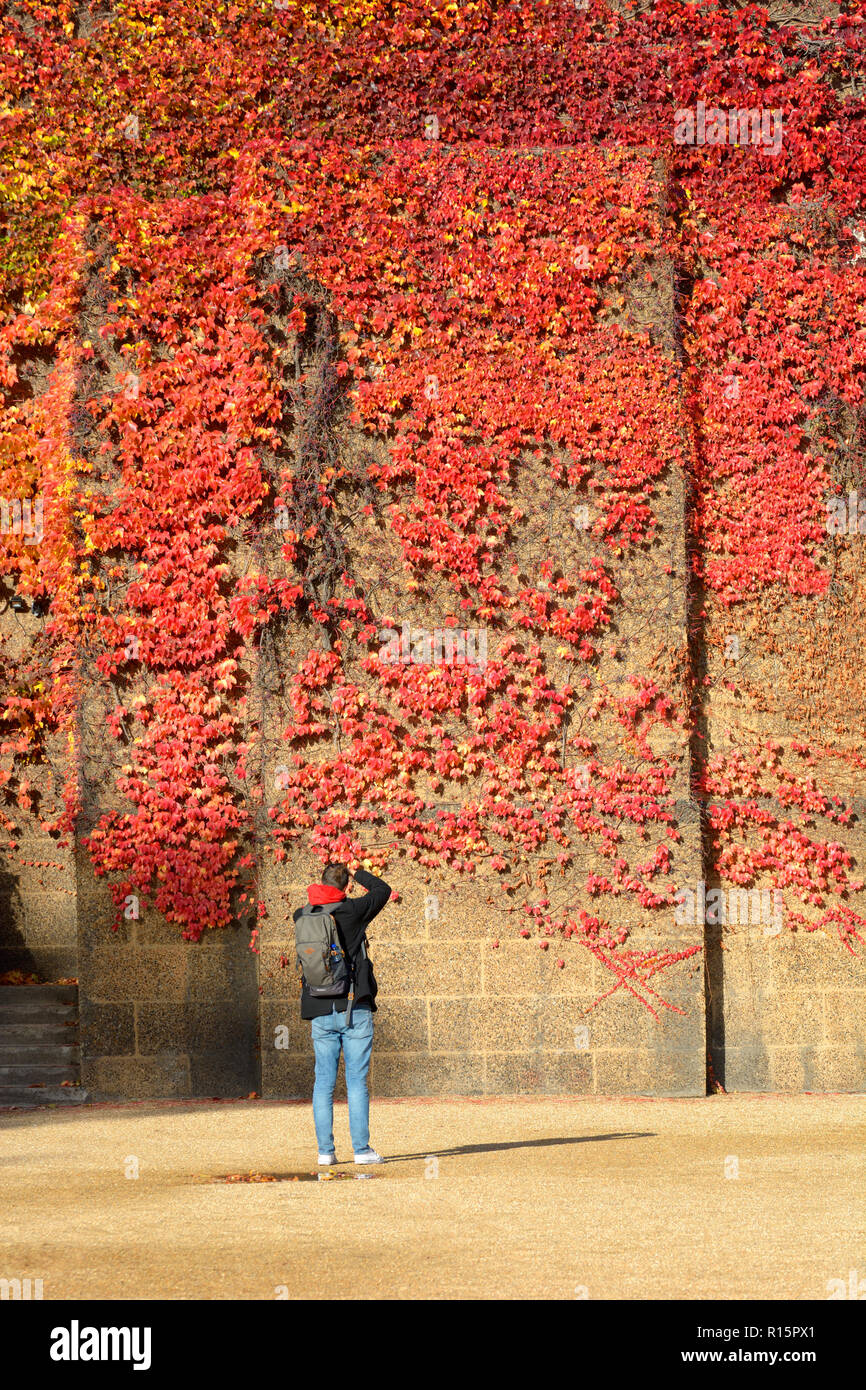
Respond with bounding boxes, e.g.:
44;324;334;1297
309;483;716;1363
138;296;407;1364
0;984;89;1108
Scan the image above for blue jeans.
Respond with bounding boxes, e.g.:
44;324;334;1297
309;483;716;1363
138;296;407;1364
311;1004;373;1154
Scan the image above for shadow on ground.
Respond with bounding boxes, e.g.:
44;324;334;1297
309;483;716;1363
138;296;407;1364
385;1131;655;1160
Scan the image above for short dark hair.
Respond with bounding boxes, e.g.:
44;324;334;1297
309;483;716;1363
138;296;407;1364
321;862;349;890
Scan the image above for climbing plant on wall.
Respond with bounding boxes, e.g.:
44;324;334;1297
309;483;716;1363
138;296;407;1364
1;0;864;1014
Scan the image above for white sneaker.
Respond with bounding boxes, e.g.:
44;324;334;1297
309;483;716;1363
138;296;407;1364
353;1147;384;1165
318;1153;337;1166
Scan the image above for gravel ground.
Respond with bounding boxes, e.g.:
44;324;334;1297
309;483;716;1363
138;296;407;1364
0;1092;862;1300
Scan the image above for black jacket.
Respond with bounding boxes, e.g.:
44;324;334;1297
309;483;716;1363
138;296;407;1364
294;869;391;1019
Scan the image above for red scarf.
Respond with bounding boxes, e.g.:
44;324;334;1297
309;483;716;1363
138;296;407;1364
307;883;346;905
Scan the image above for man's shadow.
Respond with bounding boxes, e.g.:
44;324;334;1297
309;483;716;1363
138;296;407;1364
385;1132;655;1162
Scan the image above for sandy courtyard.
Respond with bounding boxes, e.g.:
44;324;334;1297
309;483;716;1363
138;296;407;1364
1;1092;862;1300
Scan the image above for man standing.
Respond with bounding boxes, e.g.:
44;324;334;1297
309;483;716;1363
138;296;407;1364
294;862;391;1166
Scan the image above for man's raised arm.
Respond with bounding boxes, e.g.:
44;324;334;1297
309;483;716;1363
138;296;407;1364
350;867;392;924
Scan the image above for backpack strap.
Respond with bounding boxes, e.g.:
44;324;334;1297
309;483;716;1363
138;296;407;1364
344;937;368;1029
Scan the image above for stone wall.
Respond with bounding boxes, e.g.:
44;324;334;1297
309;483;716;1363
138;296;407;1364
256;444;709;1099
259;869;706;1100
703;570;866;1094
0;579;77;981
1;143;863;1100
0;830;76;982
75;848;258;1101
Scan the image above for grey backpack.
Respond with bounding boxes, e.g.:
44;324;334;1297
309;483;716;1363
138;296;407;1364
294;907;350;997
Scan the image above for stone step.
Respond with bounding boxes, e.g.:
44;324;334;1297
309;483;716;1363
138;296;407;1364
0;987;82;1096
0;1064;79;1085
0;1022;77;1044
0;1043;79;1063
0;1003;76;1024
0;985;77;1007
0;1085;89;1108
